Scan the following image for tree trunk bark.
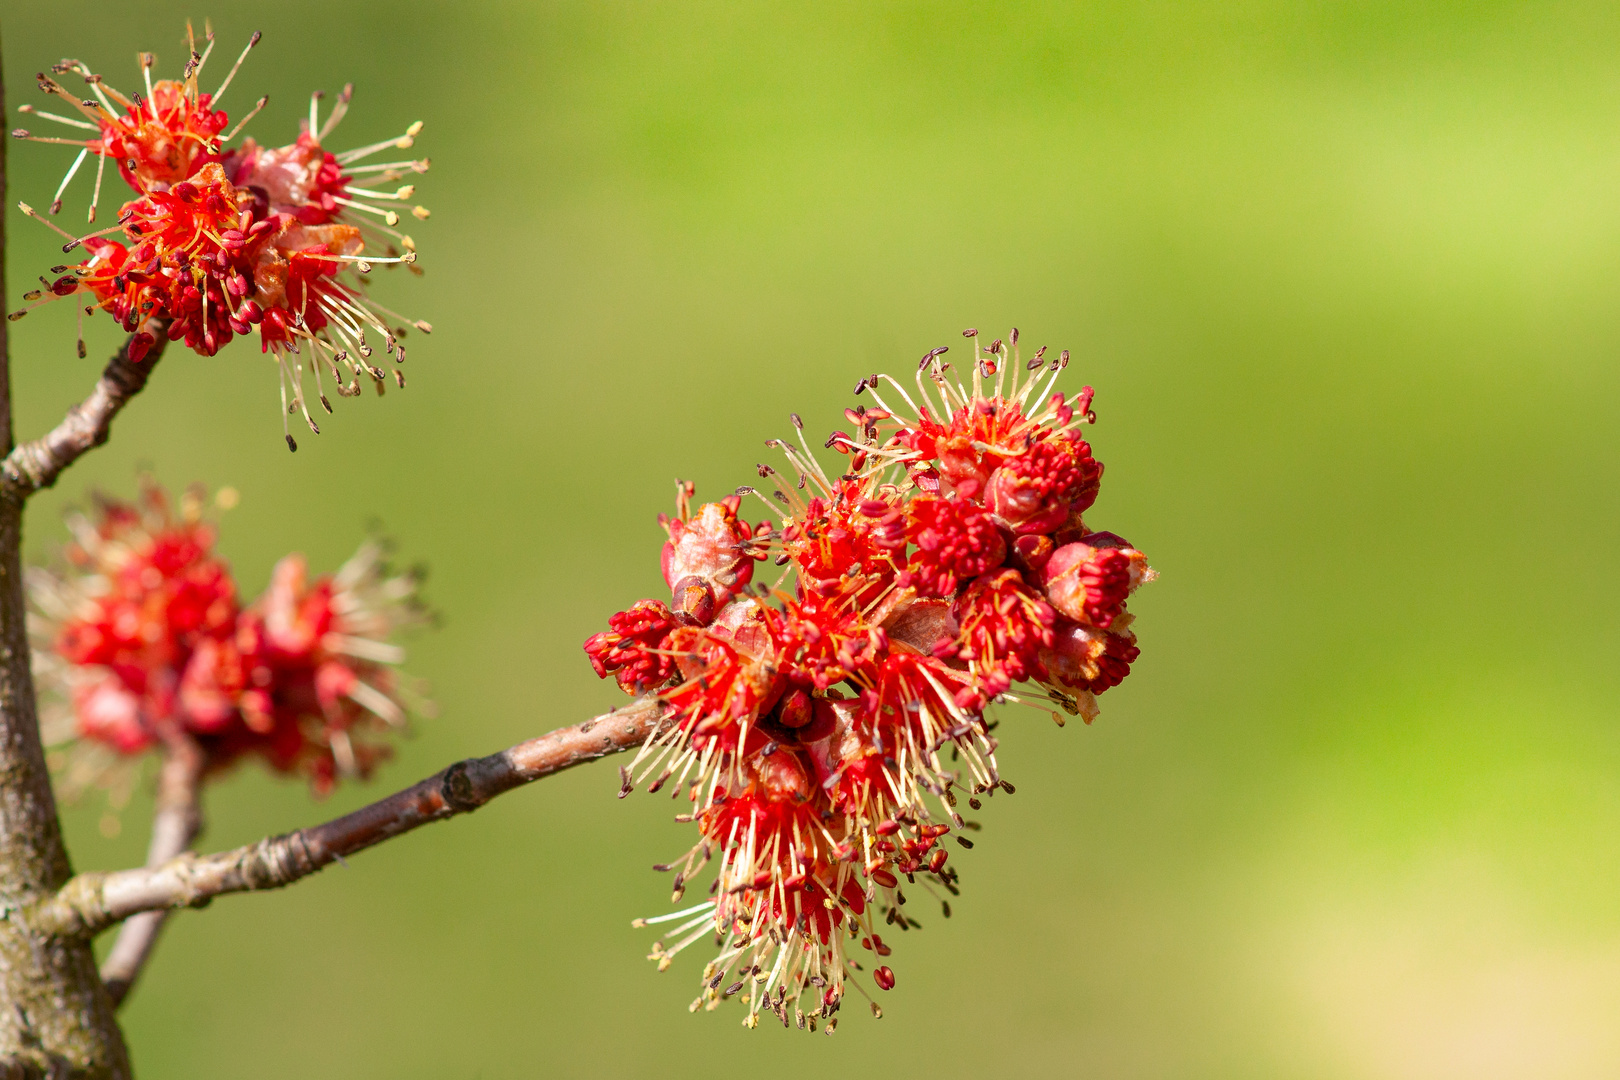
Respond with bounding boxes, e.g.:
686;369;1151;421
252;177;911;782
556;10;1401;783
0;30;134;1078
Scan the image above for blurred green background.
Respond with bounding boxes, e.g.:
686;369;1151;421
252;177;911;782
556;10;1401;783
6;2;1620;1076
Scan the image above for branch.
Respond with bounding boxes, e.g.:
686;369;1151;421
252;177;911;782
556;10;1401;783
99;735;205;1008
32;699;664;941
0;327;169;500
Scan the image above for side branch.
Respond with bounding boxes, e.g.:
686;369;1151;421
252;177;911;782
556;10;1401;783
100;736;205;1007
1;328;169;499
32;699;664;940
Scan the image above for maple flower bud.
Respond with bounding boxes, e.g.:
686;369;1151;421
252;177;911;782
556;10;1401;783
1038;622;1141;719
984;431;1101;535
1041;539;1151;628
590;328;1153;1029
660;488;759;619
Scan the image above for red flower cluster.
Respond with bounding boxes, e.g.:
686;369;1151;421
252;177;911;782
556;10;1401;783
586;329;1153;1031
29;481;429;799
8;26;432;450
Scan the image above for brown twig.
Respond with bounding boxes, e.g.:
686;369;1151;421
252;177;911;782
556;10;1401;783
31;699;665;941
99;735;205;1008
0;327;169;500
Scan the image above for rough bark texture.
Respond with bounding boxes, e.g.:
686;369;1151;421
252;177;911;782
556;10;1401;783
99;740;204;1008
34;700;664;940
0;36;135;1078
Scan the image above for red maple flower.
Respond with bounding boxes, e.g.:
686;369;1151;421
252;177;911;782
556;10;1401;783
654;620;783;767
948;568;1056;707
585;600;680;694
643;748;865;1030
80;163;252;350
1042;538;1151;629
31;481;430;800
229;131;350;225
898;494;1006;597
93;76;228;195
9;27;432;450
588;329;1153;1029
32;481;236;761
774;581;885;691
778;487;902;593
984;430;1102;535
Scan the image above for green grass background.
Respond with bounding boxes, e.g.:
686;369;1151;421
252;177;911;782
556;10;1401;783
6;3;1620;1076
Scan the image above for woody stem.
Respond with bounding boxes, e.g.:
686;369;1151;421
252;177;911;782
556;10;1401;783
29;700;664;942
0;325;169;500
99;735;206;1008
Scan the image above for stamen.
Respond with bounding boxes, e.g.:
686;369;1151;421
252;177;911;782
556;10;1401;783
212;30;262;106
17;201;80;246
16;104;98;131
343;158;431;175
140;52;157;118
50;147;89;214
332;196;401;226
222;95;268;142
9;130;94;148
335;122;424;165
318;83;354;141
88;145;108;223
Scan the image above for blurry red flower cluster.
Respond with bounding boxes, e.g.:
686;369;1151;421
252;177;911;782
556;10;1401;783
586;329;1153;1030
9;25;431;448
30;480;429;801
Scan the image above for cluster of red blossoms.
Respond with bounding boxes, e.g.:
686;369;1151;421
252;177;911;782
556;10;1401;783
586;329;1153;1031
28;480;429;802
8;25;431;450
